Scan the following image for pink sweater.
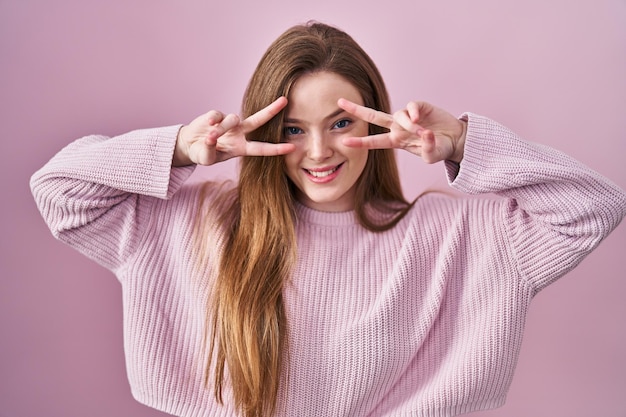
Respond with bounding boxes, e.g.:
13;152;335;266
31;114;625;416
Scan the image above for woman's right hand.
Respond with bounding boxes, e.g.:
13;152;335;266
172;97;295;166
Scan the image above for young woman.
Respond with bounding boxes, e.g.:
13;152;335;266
31;22;625;417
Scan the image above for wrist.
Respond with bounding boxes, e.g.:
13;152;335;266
448;120;466;164
172;125;193;167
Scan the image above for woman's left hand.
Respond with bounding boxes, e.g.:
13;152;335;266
337;99;466;164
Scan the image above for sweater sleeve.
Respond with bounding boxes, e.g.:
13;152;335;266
446;113;626;291
30;125;195;272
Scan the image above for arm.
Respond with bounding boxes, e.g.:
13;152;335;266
30;125;195;271
30;97;295;272
339;99;626;290
448;113;626;290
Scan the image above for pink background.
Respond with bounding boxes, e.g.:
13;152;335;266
1;0;625;416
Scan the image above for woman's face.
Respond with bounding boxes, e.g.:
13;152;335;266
283;71;369;212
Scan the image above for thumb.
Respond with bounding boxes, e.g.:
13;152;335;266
420;130;440;164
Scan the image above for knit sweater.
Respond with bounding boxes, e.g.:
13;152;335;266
31;114;625;417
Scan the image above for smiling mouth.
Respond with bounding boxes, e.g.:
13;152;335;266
305;163;343;178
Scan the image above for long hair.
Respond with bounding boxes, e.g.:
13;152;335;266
204;21;414;417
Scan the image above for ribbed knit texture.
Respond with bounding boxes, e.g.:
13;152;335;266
30;115;626;417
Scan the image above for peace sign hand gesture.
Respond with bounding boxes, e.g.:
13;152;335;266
337;99;466;164
173;97;295;166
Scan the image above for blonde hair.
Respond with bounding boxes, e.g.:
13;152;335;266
202;21;414;417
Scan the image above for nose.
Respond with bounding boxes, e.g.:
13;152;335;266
307;131;333;162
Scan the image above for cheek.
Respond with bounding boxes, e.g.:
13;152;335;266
346;146;369;168
283;152;301;179
343;123;369;166
355;150;369;175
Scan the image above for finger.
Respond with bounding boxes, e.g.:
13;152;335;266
241;96;288;133
206;110;225;125
421;130;436;153
244;141;296;156
418;129;437;161
197;142;218;165
220;113;241;131
337;98;393;129
342;133;394;149
406;101;420;123
394;109;424;136
205;113;240;143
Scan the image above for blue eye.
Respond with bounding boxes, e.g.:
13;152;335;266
333;119;351;129
284;126;303;136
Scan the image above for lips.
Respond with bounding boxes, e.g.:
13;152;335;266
303;163;344;183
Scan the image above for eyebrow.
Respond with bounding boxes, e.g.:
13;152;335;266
284;108;346;124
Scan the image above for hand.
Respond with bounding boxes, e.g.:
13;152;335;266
173;97;295;166
337;99;466;164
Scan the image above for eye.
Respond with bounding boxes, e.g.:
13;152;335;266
333;119;352;129
284;126;303;136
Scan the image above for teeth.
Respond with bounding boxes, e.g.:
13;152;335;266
307;166;338;178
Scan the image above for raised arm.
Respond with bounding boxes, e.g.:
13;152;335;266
339;98;626;290
30;98;295;272
451;113;625;290
30;125;194;272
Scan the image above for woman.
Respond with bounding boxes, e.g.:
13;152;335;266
31;22;625;417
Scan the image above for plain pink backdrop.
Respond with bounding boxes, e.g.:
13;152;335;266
1;0;625;416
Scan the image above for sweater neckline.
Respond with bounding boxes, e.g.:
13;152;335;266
294;202;358;227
